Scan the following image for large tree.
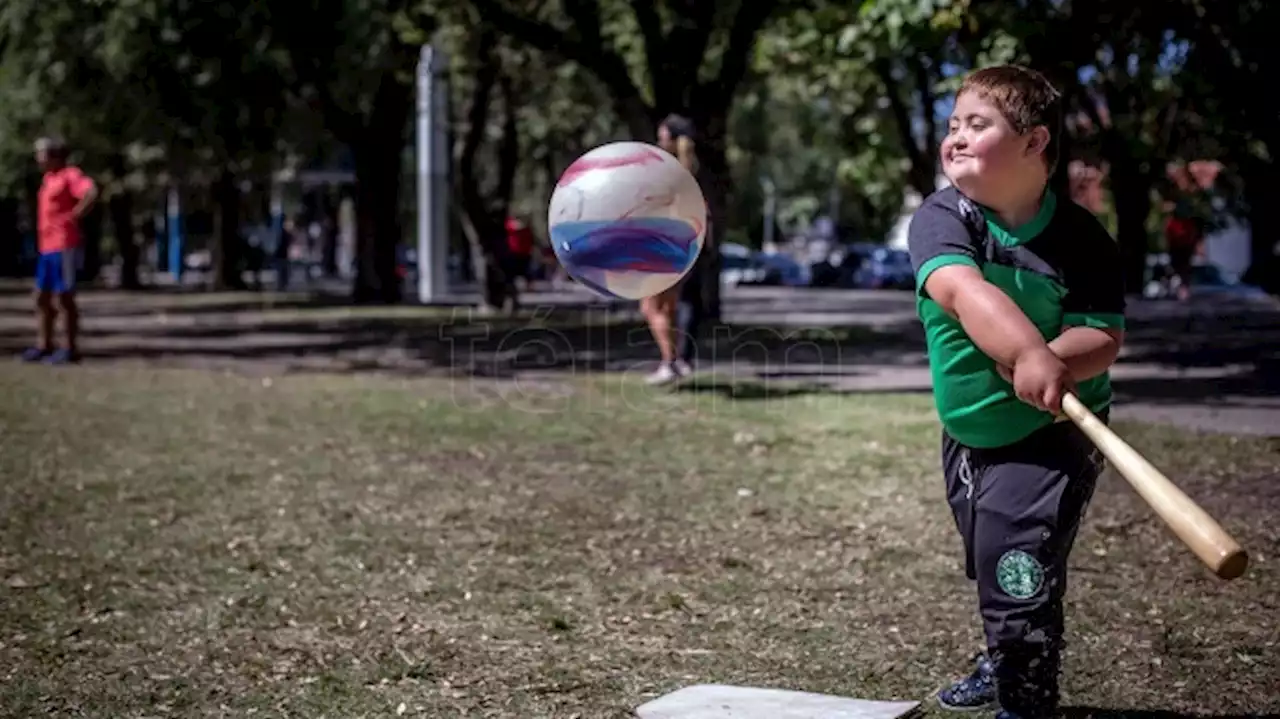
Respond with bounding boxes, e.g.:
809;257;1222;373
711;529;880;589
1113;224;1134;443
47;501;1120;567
273;0;435;304
111;1;289;289
0;0;291;289
0;0;156;287
451;24;523;311
465;0;789;319
1169;0;1280;290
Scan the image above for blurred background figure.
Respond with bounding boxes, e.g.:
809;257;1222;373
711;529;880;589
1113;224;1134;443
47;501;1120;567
1162;162;1211;301
20;136;97;365
504;215;535;290
1068;160;1107;215
640;113;704;386
276;216;297;291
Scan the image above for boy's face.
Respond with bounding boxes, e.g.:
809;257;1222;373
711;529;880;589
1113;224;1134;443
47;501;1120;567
942;91;1048;205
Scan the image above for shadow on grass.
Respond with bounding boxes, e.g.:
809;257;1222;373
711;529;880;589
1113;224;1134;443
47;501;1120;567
1062;709;1280;719
673;378;934;401
1111;361;1280;410
0;287;1278;412
0;291;930;378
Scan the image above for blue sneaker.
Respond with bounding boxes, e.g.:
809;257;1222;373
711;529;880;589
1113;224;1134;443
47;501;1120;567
936;652;997;711
44;349;80;365
19;347;49;363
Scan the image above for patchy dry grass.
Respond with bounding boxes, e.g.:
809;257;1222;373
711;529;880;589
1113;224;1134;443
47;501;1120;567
0;364;1277;718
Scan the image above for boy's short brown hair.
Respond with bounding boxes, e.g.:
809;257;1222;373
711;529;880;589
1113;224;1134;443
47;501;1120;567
957;65;1064;174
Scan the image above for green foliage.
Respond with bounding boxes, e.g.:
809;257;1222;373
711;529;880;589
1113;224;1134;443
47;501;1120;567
1;0;1277;278
0;0;294;196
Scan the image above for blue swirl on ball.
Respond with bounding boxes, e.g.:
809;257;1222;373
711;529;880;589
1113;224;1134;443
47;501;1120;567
550;217;700;298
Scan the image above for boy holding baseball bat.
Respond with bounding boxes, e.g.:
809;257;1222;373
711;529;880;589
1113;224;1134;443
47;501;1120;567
907;66;1126;718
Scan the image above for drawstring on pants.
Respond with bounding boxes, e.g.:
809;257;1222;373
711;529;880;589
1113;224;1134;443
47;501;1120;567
958;449;975;500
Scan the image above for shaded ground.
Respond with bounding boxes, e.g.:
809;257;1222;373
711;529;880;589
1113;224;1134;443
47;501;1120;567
1;280;1276;436
0;282;925;377
1;365;1277;717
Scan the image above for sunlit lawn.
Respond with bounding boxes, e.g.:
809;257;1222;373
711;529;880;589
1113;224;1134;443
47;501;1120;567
1;364;1277;717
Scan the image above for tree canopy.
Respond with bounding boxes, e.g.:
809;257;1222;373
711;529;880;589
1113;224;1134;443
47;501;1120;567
0;0;1275;301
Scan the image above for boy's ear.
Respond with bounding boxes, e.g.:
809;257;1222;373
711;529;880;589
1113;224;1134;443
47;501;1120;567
1025;126;1051;159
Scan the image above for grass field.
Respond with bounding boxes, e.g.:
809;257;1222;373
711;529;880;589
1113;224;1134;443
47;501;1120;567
1;363;1277;718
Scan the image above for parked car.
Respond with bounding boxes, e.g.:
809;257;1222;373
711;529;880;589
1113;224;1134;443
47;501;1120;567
753;252;811;286
1186;262;1271;300
847;247;914;290
1143;254;1270;300
720;250;771;286
809;242;867;287
719;244;810;287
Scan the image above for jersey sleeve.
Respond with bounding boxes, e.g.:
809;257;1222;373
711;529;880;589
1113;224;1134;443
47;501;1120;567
907;196;981;298
1061;212;1126;330
65;167;95;199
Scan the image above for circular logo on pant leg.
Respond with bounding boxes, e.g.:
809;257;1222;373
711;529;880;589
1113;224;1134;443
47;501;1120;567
996;549;1044;599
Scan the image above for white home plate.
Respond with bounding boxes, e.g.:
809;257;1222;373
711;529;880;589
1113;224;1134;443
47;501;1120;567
635;684;921;719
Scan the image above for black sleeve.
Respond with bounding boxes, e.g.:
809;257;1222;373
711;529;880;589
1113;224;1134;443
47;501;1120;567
1061;209;1127;329
907;194;982;298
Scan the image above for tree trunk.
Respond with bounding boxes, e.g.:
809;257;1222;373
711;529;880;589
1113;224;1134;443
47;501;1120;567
320;193;339;277
0;197;18;277
350;61;415;305
494;75;520;213
876;57;936;198
109;191;141;289
1108;153;1152;294
212;168;247;290
694;126;729;322
911;52;940;194
352;141;404;304
1241;155;1280;293
455;27;518;312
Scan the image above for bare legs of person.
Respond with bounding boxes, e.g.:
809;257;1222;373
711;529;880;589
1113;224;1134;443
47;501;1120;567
57;292;80;359
640;287;690;385
22;290;80;363
35;290;54;354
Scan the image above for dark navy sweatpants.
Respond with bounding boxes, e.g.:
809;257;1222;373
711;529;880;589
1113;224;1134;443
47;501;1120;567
943;415;1107;716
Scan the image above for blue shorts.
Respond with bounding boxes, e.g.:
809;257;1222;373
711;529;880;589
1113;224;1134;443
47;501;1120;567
35;250;78;294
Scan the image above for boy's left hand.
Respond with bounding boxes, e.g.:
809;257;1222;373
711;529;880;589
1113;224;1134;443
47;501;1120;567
996;364;1014;384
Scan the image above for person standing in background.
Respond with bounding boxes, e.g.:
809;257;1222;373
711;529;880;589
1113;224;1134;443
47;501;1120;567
641;113;706;386
1162;163;1211;301
20;137;97;365
504;215;535;290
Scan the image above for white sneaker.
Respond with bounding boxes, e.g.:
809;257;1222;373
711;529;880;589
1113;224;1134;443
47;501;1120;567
644;363;681;386
672;359;693;377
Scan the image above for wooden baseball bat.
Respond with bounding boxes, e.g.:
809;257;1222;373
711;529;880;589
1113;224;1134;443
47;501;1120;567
1060;393;1248;581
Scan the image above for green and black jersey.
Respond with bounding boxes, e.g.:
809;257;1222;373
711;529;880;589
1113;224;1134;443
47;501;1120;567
908;186;1126;449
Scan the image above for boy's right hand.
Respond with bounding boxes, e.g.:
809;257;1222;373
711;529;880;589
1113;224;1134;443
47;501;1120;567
1012;347;1076;415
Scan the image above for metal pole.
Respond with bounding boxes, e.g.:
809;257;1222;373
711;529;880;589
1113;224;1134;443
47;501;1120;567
167;187;183;284
761;177;776;251
417;44;451;303
270;184;285;289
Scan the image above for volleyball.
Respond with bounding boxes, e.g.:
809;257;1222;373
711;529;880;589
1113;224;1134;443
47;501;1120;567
547;141;707;300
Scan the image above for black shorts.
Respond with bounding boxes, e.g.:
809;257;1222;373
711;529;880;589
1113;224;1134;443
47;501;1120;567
942;415;1108;714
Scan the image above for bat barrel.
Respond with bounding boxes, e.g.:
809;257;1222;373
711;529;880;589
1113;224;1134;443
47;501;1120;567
1060;393;1249;582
